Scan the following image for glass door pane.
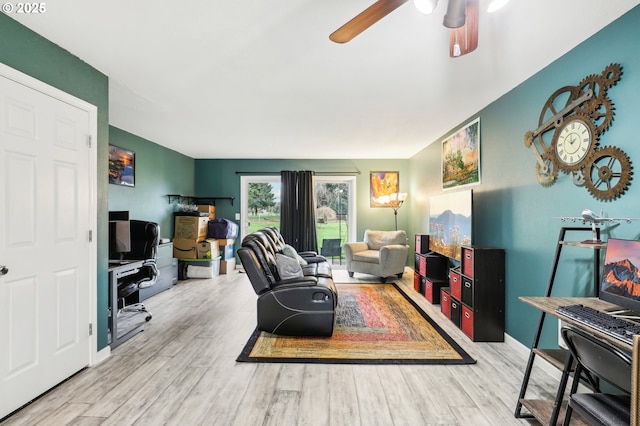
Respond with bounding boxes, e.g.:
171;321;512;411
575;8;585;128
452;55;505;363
240;176;280;241
314;176;356;266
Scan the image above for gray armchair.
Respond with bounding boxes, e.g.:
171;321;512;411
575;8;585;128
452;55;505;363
344;230;409;282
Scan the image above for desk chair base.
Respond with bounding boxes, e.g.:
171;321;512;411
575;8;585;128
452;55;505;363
119;303;152;322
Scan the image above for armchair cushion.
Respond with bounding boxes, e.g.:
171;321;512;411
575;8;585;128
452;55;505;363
352;250;381;264
364;230;408;250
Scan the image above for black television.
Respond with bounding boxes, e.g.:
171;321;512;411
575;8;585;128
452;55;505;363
109;211;131;260
599;238;640;315
428;189;473;262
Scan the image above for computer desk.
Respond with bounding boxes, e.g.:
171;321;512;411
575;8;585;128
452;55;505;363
108;260;145;349
519;296;634;425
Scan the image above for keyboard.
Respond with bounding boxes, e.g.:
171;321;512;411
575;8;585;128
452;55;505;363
556;304;640;346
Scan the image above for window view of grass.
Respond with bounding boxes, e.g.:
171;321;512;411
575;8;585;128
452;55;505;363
247;181;349;264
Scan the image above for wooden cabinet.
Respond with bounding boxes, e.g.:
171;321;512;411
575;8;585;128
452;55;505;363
413;235;505;342
457;245;505;342
425;278;448;304
413;234;448;299
439;244;505;342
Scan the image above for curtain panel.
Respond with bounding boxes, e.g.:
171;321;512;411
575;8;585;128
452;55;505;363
280;170;318;252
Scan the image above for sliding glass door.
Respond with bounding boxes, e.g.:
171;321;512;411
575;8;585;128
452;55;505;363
240;175;281;241
240;174;356;266
314;176;356;265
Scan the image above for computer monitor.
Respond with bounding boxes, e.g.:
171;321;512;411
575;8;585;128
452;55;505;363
599;238;640;315
109;220;131;260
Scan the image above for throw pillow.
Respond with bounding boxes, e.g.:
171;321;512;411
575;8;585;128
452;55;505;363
282;244;308;266
275;253;304;280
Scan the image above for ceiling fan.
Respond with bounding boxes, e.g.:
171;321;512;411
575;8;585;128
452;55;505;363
329;0;479;58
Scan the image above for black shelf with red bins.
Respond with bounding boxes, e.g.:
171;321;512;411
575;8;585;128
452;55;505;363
414;234;505;342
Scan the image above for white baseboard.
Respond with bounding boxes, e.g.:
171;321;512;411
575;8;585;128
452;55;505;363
92;346;111;366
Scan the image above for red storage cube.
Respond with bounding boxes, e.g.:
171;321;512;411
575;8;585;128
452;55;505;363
414;272;421;293
441;289;451;319
461;304;474;340
461;247;474;278
450;269;461;300
419;256;427;276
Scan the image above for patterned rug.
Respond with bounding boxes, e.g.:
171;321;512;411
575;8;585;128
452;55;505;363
236;283;476;364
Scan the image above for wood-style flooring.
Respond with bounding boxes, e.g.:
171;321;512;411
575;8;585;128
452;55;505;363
1;268;555;425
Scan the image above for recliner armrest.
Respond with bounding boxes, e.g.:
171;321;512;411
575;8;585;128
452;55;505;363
271;276;319;290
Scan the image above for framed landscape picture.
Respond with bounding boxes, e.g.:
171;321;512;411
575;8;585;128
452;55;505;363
370;171;399;207
108;145;135;187
442;118;480;190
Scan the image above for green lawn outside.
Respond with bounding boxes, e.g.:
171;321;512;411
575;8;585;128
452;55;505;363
247;214;347;261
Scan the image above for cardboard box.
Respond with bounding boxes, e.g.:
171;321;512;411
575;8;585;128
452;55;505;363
196;239;221;259
197;204;216;219
220;257;236;274
216;238;236;259
174;215;209;242
173;238;198;259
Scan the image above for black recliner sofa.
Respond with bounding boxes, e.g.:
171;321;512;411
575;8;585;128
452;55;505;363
238;228;337;336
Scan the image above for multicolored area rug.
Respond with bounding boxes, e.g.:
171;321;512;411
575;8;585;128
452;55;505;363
236;283;476;364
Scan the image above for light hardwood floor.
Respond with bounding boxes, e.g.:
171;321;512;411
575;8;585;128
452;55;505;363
1;268;554;426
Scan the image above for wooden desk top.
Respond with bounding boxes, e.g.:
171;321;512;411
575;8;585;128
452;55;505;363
520;296;633;351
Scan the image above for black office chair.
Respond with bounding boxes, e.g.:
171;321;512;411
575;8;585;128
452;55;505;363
560;326;632;426
118;220;159;321
320;238;342;264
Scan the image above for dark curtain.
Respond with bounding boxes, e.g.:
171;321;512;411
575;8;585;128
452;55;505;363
280;170;318;252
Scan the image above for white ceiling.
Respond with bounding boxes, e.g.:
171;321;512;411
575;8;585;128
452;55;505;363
11;0;640;159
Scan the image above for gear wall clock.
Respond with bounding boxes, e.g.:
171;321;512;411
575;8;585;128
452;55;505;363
523;63;632;201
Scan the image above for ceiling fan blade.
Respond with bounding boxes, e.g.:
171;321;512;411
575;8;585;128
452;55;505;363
329;0;409;44
449;0;479;57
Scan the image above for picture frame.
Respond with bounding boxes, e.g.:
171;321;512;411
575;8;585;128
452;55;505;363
442;118;480;190
108;145;135;187
370;171;399;207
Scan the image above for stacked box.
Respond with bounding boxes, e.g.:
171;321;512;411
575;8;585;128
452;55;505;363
178;257;221;279
211;238;235;274
173;238;198;259
197;205;216;219
196;239;221;259
174;215;208;242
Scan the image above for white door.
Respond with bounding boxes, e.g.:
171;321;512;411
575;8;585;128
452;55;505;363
0;68;95;418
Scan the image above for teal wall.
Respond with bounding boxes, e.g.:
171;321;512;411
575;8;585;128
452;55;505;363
4;4;640;353
108;126;195;238
0;14;112;350
194;159;411;237
409;5;640;348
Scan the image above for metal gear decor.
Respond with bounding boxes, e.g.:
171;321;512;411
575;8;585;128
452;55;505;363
523;63;632;201
583;146;632;201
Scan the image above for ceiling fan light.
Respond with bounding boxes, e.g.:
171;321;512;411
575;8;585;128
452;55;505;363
414;0;438;15
452;42;461;57
487;0;511;13
443;0;466;28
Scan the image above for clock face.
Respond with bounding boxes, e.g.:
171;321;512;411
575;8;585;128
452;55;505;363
555;117;594;170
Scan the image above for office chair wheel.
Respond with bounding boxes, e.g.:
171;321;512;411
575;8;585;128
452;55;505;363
145;314;152;322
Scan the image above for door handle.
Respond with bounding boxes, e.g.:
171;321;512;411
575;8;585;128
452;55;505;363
0;265;8;276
